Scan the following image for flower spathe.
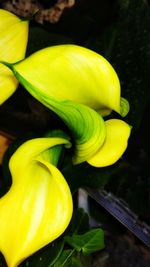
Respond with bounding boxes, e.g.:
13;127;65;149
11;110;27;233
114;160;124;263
1;44;130;164
87;119;131;167
7;44;123;115
0;9;29;104
0;136;73;267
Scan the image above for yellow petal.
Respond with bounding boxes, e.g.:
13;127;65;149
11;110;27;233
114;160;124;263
0;9;29;104
11;44;121;113
0;137;73;267
87;119;131;167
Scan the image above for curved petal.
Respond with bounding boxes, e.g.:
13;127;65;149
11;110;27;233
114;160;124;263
0;137;73;267
49;100;107;164
87;119;131;167
0;9;29;104
8;44;122;113
4;74;106;164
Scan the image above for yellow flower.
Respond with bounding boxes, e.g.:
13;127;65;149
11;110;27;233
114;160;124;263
0;9;29;104
2;44;130;164
87;119;131;167
6;44;125;115
0;136;73;267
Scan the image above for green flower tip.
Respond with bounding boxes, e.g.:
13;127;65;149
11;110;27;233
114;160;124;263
120;97;130;117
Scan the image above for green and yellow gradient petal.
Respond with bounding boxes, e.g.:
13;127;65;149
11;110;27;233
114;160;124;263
8;44;128;116
0;9;29;104
1;45;130;164
1;71;107;164
0;136;73;267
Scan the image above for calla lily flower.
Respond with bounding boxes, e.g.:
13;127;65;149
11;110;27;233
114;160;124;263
0;135;73;267
1;45;130;164
87;119;131;167
2;44;128;116
0;9;29;104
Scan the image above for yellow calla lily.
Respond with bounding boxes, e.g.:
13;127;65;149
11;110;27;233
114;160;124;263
1;45;130;164
87;119;131;167
3;44;129;116
0;9;29;104
0;136;73;267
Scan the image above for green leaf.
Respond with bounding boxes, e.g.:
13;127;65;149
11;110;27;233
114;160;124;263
64;228;105;254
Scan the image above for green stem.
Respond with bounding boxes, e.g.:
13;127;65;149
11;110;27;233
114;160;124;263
49;241;65;267
61;248;76;267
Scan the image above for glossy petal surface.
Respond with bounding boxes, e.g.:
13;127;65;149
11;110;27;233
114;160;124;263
2;44;130;164
27;89;107;164
0;9;29;104
0;137;73;267
87;119;131;167
1;70;107;164
12;44;121;114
